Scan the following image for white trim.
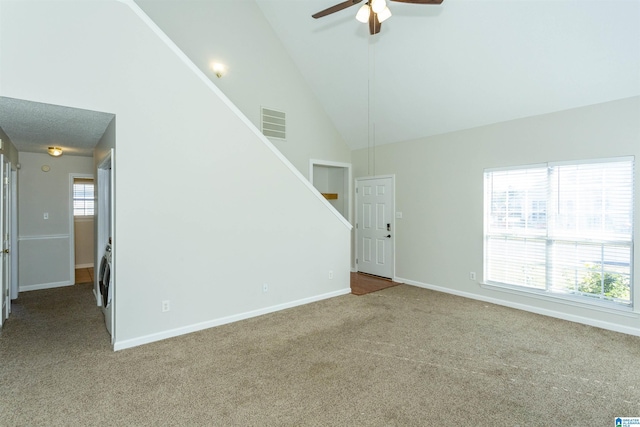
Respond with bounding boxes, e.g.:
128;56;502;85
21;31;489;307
113;287;351;351
310;159;353;170
481;281;635;315
396;276;640;337
484;156;635;173
96;149;115;343
549;155;634;167
10;169;18;301
75;263;94;269
20;281;73;292
485;162;547;173
73;216;94;223
18;234;69;241
117;1;351;231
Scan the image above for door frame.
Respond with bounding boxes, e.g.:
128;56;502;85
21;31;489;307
355;175;396;280
0;155;10;324
10;168;18;301
309;159;352;224
69;173;94;284
97;149;115;344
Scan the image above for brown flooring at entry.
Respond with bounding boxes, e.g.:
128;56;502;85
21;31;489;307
351;272;399;295
74;268;395;295
75;267;94;284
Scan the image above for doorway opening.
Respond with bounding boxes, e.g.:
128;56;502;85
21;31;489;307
0;155;13;326
69;175;95;285
309;159;352;223
97;150;114;342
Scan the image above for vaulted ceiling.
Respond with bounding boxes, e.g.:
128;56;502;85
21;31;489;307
1;0;637;156
255;0;639;149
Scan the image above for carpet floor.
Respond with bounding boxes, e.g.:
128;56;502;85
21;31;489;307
1;282;639;426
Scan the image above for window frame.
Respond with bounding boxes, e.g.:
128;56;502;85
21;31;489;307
73;179;95;217
483;156;635;311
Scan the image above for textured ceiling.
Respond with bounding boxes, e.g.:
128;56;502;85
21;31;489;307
0;97;114;157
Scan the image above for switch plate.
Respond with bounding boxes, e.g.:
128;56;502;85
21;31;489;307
43;212;49;220
263;283;268;293
395;212;403;219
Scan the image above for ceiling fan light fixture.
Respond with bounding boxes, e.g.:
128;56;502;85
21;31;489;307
355;4;370;23
377;6;392;23
371;0;386;14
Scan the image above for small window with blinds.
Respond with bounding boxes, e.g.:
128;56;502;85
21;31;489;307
73;178;95;217
484;157;634;307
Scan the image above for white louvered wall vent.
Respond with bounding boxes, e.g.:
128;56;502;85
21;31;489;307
261;107;286;140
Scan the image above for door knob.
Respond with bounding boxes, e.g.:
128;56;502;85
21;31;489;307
385;234;391;238
3;249;8;254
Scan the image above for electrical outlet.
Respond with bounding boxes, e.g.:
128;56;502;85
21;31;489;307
469;272;476;281
263;283;268;293
329;270;333;279
162;300;170;312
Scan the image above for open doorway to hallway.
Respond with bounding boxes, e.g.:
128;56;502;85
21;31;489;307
70;175;94;285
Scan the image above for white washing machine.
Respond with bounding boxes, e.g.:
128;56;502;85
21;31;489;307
98;239;113;336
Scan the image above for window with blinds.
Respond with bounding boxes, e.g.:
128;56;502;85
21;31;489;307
484;157;634;307
73;179;95;216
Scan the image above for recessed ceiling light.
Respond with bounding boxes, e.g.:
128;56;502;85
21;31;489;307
47;146;63;157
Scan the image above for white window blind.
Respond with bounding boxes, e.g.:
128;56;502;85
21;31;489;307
484;158;634;306
73;179;94;216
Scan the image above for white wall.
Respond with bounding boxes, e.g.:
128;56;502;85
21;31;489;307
74;218;94;267
1;0;351;349
134;0;351;179
17;152;93;290
353;97;640;335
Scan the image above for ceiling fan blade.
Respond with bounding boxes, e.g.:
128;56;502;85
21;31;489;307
312;0;364;19
369;8;381;35
390;0;444;4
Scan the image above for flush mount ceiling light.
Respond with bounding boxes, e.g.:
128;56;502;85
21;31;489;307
313;0;443;35
48;146;63;157
211;62;227;78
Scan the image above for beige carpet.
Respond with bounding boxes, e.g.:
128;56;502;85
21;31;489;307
1;282;639;426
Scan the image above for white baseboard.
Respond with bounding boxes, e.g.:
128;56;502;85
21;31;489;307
20;281;73;292
75;263;94;269
113;287;352;351
395;276;640;338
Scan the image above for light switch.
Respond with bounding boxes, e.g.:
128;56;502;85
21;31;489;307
44;212;48;220
395;212;403;219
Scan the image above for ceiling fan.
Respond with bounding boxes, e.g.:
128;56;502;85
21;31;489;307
312;0;444;35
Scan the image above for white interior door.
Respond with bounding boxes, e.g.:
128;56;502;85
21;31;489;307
3;158;10;318
10;169;18;301
97;149;115;343
356;176;394;279
0;155;7;325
